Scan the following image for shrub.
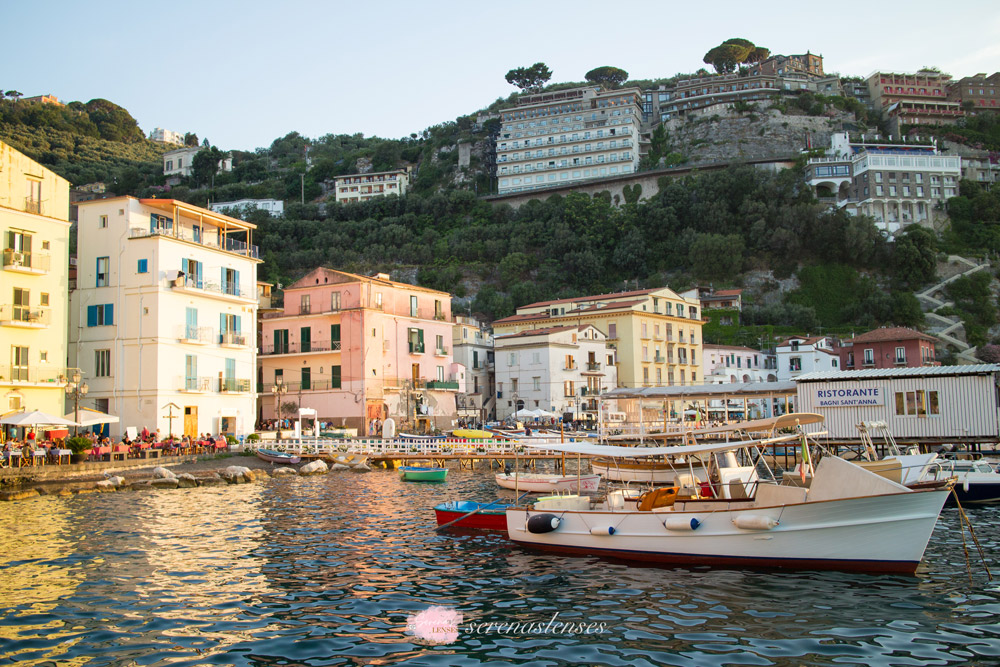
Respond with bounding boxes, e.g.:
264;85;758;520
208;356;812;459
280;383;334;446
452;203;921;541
65;435;92;455
247;433;261;443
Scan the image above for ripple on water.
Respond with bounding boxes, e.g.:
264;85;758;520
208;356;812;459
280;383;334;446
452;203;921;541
0;470;997;666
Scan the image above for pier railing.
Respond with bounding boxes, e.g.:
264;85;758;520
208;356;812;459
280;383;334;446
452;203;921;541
263;437;578;457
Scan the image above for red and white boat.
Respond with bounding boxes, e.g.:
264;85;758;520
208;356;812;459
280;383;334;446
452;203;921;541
495;472;602;493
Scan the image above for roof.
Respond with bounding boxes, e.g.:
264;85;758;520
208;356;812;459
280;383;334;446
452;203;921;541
845;327;937;344
493;312;552;326
702;289;743;300
569;298;647;314
139;198;256;230
521;288;659;309
704;344;760;353
795;364;1000;382
494;325;595;340
524;433;805;459
285;267;450;296
776;335;829;347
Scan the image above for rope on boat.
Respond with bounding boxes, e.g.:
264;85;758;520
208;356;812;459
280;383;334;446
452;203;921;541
951;487;993;582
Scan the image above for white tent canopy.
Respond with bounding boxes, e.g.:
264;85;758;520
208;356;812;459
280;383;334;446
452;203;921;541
533;409;557;418
523;433;806;459
1;410;78;427
513;408;536;419
63;408;120;427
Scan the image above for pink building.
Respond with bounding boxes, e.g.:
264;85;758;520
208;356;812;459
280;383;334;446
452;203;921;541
258;268;459;433
840;327;938;370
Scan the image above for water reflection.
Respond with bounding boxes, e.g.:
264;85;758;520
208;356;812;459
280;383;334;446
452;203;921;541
0;470;997;666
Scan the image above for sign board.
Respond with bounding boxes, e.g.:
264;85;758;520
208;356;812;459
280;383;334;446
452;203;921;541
814;387;884;408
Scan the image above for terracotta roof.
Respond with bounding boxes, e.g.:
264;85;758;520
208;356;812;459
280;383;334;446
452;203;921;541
714;289;743;297
568;299;647;313
522;288;660;309
493;312;552;326
776;335;828;347
847;327;937;344
286;267;449;296
494;325;599;341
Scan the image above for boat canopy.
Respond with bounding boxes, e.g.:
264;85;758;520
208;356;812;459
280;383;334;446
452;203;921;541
607;412;826;441
524;433;806;459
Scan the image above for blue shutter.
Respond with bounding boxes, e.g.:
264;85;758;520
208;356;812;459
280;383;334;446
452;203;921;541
235;315;241;334
195;261;203;288
221;268;227;294
234;270;240;296
220;313;227;343
150;214;156;233
106;303;114;325
87;305;97;327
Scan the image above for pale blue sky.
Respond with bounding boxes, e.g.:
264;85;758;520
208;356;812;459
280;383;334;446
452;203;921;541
3;0;999;151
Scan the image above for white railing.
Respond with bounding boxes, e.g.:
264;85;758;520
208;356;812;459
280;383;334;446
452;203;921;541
260;436;581;457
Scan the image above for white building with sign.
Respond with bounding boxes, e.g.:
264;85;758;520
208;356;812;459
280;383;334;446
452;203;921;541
795;365;1000;444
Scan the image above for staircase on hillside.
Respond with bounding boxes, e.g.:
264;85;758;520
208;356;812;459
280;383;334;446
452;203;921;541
915;256;990;364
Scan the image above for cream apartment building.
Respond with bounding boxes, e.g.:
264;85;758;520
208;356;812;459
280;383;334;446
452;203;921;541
0;140;71;417
70;197;259;437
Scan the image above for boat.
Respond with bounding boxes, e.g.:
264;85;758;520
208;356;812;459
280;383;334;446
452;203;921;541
434;500;510;530
398;433;447;441
505;424;954;574
923;457;1000;504
255;448;301;465
495;472;602;493
451;429;498;440
399;466;448;482
590;458;682;483
332;453;368;467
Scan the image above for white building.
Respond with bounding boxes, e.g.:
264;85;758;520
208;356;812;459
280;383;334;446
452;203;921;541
702;344;775;384
333;169;409;204
496;86;643;195
210;199;284;219
163;146;232;180
452;315;494;423
151;128;184;146
776;336;840;382
493;324;617;423
69;197;260;438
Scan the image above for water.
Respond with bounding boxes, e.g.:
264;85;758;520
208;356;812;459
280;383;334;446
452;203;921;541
1;468;999;666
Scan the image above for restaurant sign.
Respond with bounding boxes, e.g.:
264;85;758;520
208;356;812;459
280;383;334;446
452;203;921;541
814;387;884;408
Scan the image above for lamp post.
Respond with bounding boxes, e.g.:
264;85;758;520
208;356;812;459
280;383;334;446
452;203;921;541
271;379;287;440
64;370;88;437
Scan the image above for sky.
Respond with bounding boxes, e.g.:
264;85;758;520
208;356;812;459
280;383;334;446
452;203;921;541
3;0;1000;151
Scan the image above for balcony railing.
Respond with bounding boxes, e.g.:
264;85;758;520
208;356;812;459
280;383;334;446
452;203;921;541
24;198;40;215
130;226;260;259
219;378;252;393
259;381;342;392
300;304;312;315
172;276;253;300
654;355;665;363
178;325;215;344
3;249;50;273
220;332;248;346
435;347;449;356
259;340;342;355
426;380;459;390
181;376;214;392
586;362;601;371
0;304;50;326
0;365;67;384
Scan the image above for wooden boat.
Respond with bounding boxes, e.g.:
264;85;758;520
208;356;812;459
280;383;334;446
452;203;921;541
507;423;953;574
399;466;448;482
451;429;497;440
590;458;682;483
398;433;447;441
495;472;602;493
256;448;301;464
434;500;510;530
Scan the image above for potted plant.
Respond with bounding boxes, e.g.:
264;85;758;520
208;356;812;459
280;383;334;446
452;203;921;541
65;435;93;463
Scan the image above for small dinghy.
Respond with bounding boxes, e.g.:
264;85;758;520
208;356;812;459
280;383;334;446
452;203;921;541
256;448;301;464
434;500;510;530
399;466;448;482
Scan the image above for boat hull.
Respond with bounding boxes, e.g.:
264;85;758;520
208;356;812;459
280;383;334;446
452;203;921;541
434;501;509;530
591;458;707;484
506;489;950;574
495;473;601;493
256;449;301;464
452;429;496;440
400;466;448;482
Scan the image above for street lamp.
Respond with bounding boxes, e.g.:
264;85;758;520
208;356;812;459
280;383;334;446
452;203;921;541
64;369;88;437
271;379;287;440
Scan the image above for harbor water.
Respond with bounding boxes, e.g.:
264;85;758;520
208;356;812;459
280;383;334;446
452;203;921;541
2;467;999;666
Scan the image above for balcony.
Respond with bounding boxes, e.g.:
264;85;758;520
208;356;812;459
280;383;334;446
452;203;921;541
434;313;447;321
178;325;214;345
3;249;50;275
171;276;254;301
564;363;577;371
24;198;41;215
586;362;601;371
180;376;214;393
130;226;260;259
408;342;425;354
426;380;459;390
654;355;665;363
300;304;313;315
259;340;341;355
220;332;249;347
0;304;50;328
0;365;66;385
259;380;341;392
434;346;449;356
219;378;252;393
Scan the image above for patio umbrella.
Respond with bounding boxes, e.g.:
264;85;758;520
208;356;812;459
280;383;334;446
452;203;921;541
0;410;78;427
63;408;120;427
534;409;557;418
513;408;536;419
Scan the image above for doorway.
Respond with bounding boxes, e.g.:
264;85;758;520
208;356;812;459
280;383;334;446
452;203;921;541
184;406;198;437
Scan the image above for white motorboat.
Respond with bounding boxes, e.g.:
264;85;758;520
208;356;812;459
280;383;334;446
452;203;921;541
495;472;602;493
506;426;952;574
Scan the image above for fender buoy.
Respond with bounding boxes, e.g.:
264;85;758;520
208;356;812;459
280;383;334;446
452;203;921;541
590;526;616;536
732;515;778;530
664;517;701;531
527;513;561;534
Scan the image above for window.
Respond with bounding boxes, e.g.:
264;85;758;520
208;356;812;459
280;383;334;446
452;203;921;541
95;349;111;377
182;258;203;288
40;292;49;306
331;365;342;389
533;377;541;391
99;215;108;228
894;390;940;417
895;346;906;364
150;213;173;233
330;291;341;311
137;259;148;273
408;327;425;354
301;367;311;390
221;267;240;297
608;323;617;339
273;329;289;354
184;355;198;390
508;352;517;367
11;346;29;381
410;295;418;317
789;357;802;372
437;366;445;382
300;294;311;314
86;303;114;326
221;313;243;345
375;292;383;309
563;380;575;396
434;299;443;320
96;256;109;287
330;324;341;346
864;348;874;365
435;334;444;354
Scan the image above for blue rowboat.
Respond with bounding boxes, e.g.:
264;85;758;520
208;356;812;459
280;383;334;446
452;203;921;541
256;448;301;464
399;466;448;482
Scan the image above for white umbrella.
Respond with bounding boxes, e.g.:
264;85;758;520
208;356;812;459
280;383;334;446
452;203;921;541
63;408;120;427
513;408;536;419
0;410;78;426
534;409;557;418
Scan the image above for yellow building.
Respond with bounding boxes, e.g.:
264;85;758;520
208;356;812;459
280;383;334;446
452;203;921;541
492;287;703;388
0;140;71;416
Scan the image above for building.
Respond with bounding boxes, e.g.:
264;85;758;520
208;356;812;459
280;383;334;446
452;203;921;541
749;53;825;78
69;197;260;438
151;128;185;146
21;95;63;106
163;146;232;183
961;155;1000;189
867;69;963;135
0;140;71;417
702;344;774;384
452;315;494;424
210;199;284;219
795;365;1000;444
493;324;617;423
947;73;1000;111
775;335;839;381
258;268;457;433
333;169;410;204
496;86;642;195
805;131;961;233
839;327;938;370
493;286;703;389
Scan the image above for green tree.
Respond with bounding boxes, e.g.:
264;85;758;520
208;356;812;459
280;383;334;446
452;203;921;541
505;63;552;92
184;132;199;146
891;227;937;288
688;233;743;281
4;90;22;103
702;39;769;74
584;66;629;89
192;146;226;187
